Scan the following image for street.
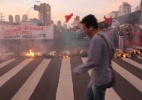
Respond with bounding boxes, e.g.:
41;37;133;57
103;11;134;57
0;50;142;100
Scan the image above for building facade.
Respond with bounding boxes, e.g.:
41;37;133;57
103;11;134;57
109;11;120;18
57;20;62;28
22;14;28;22
119;2;131;15
15;15;20;23
38;3;51;25
9;15;13;23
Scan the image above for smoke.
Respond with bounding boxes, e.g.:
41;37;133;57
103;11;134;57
0;41;8;54
20;39;53;54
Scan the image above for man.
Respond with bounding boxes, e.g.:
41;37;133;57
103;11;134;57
118;27;124;49
73;14;115;100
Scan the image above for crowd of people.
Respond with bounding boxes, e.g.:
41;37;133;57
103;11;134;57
107;24;142;49
53;23;142;52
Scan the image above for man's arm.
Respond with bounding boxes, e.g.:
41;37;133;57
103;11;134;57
73;36;102;74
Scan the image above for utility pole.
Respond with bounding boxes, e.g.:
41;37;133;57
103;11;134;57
0;13;5;21
141;0;142;10
140;0;142;18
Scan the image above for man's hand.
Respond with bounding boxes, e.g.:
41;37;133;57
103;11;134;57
73;67;81;75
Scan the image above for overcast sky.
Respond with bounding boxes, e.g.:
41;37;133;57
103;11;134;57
0;0;140;26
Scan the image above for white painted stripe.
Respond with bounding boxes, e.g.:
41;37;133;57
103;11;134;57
56;59;74;100
64;50;70;55
48;51;56;55
121;58;142;70
6;52;14;55
112;61;142;92
12;59;51;100
0;59;15;68
81;57;121;100
133;46;142;50
105;88;122;100
0;59;32;87
138;56;142;59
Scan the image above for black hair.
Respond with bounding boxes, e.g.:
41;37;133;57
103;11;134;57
80;14;98;29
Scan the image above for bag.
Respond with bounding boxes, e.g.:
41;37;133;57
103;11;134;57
108;69;116;88
97;34;116;88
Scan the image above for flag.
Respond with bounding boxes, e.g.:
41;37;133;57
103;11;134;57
111;19;120;28
104;16;112;25
65;13;73;23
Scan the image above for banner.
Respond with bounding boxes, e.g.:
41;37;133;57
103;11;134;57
0;24;54;39
111;19;120;28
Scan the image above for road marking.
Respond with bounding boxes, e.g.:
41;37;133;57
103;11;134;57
12;59;51;100
0;59;15;68
56;59;74;100
112;61;142;92
138;56;142;59
0;59;32;87
81;57;121;100
64;50;70;55
122;58;142;70
48;51;56;55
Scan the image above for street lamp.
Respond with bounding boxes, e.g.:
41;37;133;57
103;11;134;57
27;6;33;21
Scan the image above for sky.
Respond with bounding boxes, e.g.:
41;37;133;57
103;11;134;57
0;0;140;27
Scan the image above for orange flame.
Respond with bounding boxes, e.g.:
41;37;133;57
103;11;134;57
63;56;70;59
26;50;35;57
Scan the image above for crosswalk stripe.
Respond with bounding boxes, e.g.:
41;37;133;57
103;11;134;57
138;56;142;59
12;59;51;100
81;57;122;100
48;51;56;55
64;50;70;55
0;59;15;68
6;52;14;55
112;61;142;92
56;59;74;100
105;88;122;100
121;58;142;70
0;53;141;99
0;59;32;87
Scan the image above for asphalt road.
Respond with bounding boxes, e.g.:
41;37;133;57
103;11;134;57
0;52;142;100
0;42;142;100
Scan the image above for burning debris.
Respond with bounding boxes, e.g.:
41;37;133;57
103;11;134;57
19;49;71;59
0;47;141;60
20;50;43;57
114;48;142;58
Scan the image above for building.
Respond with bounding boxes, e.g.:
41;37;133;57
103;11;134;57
63;23;67;29
107;2;132;19
74;16;80;21
15;15;20;23
9;15;13;23
119;2;131;15
57;20;62;28
34;3;51;25
30;18;42;26
109;11;120;18
22;14;28;22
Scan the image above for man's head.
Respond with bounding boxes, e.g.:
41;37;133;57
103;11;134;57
80;14;98;37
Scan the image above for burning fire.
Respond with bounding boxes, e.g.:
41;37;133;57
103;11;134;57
62;55;70;59
26;50;35;57
114;49;141;58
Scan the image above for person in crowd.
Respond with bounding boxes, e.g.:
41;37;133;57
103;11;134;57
73;14;115;100
109;27;119;48
126;25;133;47
118;27;124;49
